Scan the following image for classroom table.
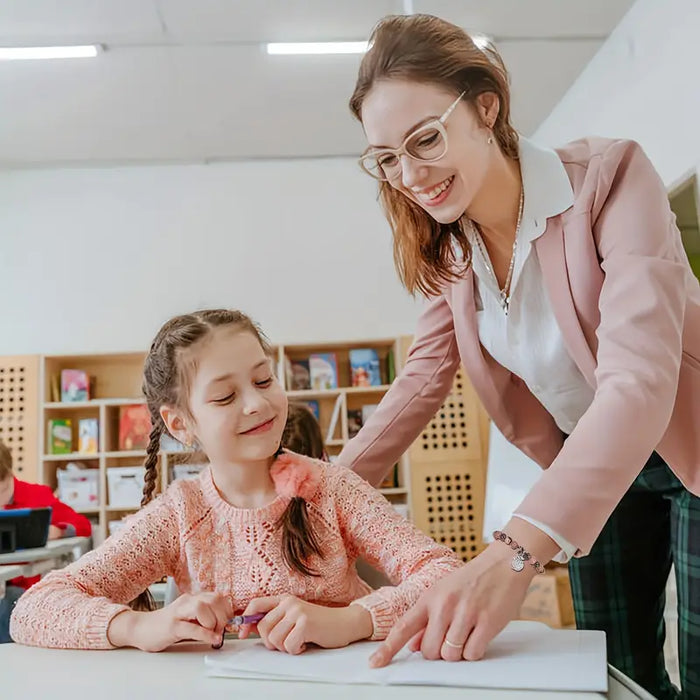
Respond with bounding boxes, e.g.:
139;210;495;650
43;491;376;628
0;536;90;578
0;564;23;599
0;640;657;700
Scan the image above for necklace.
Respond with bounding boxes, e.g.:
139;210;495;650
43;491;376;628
470;186;524;315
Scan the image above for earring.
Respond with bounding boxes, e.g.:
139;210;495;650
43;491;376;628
487;134;494;145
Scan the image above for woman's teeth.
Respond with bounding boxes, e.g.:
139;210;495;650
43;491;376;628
418;176;454;201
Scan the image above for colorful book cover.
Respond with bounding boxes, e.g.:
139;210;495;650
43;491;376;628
349;348;382;387
118;404;152;451
48;419;72;454
304;400;320;421
78;418;99;454
290;359;311;390
308;353;338;390
61;369;90;402
347;409;363;438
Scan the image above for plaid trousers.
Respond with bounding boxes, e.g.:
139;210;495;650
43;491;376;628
569;452;700;699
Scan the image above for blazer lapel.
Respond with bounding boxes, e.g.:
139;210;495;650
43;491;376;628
535;217;598;387
449;269;516;439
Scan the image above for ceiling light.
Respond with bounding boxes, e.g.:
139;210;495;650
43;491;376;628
0;45;101;60
267;42;368;55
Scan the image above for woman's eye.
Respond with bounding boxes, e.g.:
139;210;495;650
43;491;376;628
417;133;439;147
378;154;398;167
256;377;273;387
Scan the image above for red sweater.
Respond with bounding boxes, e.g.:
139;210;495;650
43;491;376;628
5;477;92;589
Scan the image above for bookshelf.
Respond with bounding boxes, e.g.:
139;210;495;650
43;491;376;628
38;339;411;545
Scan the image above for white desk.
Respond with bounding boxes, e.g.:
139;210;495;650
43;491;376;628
0;641;655;700
0;537;90;578
0;564;23;599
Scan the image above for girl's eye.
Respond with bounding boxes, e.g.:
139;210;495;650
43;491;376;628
256;377;273;387
213;392;235;404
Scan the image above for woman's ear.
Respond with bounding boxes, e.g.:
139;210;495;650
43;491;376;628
475;92;500;128
159;405;191;446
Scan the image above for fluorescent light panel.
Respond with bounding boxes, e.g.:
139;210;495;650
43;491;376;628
267;41;368;55
0;45;100;60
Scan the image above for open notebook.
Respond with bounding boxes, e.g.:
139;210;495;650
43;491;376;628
205;621;608;693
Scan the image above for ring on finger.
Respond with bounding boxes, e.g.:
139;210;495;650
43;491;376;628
443;638;464;649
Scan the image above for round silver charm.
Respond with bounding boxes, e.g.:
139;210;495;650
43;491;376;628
511;554;525;572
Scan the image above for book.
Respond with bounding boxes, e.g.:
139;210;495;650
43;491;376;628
308;353;338;390
289;358;311;390
386;349;396;383
78;418;99;454
61;369;90;402
347;409;363;438
349;348;382;387
48;419;72;454
118;405;152;451
380;463;399;489
303;400;320;421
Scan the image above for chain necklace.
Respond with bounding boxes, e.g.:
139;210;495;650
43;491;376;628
469;187;525;315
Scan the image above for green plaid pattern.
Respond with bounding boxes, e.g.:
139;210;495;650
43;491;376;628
569;452;700;699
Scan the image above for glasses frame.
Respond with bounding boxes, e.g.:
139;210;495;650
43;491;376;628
359;91;466;181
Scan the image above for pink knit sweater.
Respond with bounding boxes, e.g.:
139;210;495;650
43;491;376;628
10;453;461;649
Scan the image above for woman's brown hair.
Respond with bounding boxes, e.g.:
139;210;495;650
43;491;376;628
350;14;519;297
130;309;323;610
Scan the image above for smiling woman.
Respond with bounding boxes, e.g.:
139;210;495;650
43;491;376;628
336;13;700;700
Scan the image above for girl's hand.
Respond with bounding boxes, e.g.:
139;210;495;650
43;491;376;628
238;595;373;654
369;543;538;667
108;592;232;652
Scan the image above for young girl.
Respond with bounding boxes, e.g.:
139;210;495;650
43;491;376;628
10;309;461;652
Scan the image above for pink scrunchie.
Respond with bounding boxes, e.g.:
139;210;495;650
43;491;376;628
270;452;322;501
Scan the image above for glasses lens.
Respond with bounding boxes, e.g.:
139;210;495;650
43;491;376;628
361;152;399;180
406;125;446;161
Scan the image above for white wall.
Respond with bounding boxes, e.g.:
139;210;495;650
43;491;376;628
534;0;700;190
0;158;423;355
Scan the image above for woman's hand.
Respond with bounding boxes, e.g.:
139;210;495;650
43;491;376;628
238;595;373;654
108;592;232;652
369;518;561;668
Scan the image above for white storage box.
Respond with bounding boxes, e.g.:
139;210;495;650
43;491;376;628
172;464;206;481
108;519;127;537
57;468;99;510
107;466;146;508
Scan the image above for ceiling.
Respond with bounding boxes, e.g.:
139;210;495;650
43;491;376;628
0;0;636;167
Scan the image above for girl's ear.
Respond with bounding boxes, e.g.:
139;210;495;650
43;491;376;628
159;405;191;446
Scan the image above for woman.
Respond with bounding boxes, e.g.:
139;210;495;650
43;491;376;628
338;14;700;699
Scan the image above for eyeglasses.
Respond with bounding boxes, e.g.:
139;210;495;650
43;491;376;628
359;92;465;181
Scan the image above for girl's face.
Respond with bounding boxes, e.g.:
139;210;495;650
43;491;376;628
171;327;287;466
360;79;497;224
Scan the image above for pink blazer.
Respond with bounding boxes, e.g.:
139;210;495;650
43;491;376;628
338;138;700;555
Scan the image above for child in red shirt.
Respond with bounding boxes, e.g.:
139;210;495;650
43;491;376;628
0;440;92;642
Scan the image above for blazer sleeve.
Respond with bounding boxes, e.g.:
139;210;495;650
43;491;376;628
336;293;461;486
516;140;688;554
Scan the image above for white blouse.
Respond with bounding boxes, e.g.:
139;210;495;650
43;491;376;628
468;138;595;562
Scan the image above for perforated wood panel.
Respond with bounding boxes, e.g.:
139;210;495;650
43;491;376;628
0;356;39;482
408;363;488;562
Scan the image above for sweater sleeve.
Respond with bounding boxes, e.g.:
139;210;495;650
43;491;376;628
10;491;182;649
328;467;462;640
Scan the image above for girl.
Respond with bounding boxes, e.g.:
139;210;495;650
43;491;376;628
10;309;461;653
338;13;700;699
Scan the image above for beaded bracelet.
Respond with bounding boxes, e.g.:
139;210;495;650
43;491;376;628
493;530;546;575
